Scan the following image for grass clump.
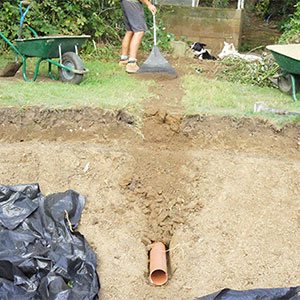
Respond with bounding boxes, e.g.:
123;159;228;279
182;74;300;125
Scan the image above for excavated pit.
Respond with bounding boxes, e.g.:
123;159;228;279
0;107;299;299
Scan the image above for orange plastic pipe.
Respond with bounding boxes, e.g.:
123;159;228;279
149;242;168;286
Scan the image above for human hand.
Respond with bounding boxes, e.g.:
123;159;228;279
147;3;157;14
22;1;31;6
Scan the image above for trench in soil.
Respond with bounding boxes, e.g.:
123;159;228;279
0;107;299;299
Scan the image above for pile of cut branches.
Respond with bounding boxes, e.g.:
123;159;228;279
217;56;279;88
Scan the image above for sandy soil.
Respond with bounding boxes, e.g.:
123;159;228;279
0;106;299;299
1;12;299;299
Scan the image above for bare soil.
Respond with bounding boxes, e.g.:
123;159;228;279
1;11;299;299
0;104;299;299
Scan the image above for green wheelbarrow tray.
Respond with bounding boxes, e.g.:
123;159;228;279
267;44;300;101
15;35;90;58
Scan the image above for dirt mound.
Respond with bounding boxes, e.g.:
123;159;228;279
120;110;199;245
0;107;136;142
182;114;300;157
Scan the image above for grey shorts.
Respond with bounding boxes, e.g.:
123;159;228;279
121;0;148;32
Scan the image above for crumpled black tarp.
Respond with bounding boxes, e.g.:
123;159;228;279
197;286;300;300
0;184;100;299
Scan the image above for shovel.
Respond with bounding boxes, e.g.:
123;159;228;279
0;61;23;77
0;1;31;77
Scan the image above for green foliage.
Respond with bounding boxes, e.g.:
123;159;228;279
0;2;20;47
83;42;119;61
142;8;175;52
0;0;124;43
0;1;173;57
239;42;255;53
254;0;298;20
280;2;300;43
198;0;229;8
217;56;279;88
255;0;270;17
212;0;229;8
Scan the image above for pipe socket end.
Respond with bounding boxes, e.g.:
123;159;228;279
149;269;168;286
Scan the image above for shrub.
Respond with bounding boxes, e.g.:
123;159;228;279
254;0;298;20
0;0;173;56
280;2;300;43
212;0;229;8
255;0;270;18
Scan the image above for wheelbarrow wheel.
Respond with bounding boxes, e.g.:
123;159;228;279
60;52;84;84
277;74;300;95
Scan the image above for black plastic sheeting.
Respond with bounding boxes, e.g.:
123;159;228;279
197;287;300;300
0;184;100;299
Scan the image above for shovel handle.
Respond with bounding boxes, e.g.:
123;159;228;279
19;0;32;38
153;14;157;46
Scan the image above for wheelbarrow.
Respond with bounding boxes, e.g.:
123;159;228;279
267;44;300;101
0;0;90;84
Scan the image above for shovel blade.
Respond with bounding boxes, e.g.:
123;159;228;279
0;62;22;77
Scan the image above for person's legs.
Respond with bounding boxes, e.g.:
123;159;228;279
119;31;133;66
121;31;134;58
120;0;133;66
120;0;147;72
128;31;144;60
125;31;144;73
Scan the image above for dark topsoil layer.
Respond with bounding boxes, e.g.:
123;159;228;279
0;107;299;156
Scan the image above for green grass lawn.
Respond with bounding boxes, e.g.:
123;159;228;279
182;75;300;125
0;53;300;125
0;57;152;114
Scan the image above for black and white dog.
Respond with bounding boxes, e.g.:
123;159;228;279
190;42;216;60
